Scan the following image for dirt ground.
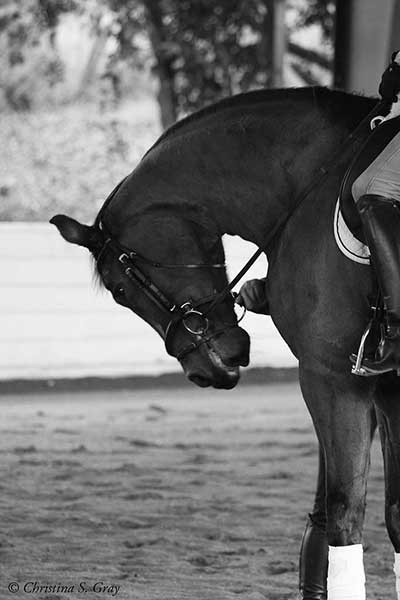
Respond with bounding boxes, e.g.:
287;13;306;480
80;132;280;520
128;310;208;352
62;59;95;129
0;382;395;599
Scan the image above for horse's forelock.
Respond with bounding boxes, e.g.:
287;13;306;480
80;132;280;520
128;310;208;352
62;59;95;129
90;253;105;291
90;216;106;291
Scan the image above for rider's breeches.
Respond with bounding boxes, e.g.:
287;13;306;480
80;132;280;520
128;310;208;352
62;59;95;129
352;130;400;202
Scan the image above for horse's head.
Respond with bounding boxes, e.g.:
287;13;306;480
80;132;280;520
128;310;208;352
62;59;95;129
50;211;250;389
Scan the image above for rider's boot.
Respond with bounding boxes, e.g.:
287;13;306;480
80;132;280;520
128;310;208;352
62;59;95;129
356;194;400;374
299;516;328;599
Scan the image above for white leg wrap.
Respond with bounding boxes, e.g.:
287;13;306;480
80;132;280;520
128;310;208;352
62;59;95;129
393;552;400;599
327;545;366;600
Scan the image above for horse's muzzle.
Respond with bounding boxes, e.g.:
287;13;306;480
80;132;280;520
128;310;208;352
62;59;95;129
184;326;250;389
188;366;240;389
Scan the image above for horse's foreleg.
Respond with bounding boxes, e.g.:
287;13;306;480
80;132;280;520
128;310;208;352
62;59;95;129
299;366;375;600
376;374;400;599
299;445;328;600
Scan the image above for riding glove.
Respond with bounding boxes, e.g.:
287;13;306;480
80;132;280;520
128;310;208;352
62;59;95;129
379;51;400;103
236;278;269;314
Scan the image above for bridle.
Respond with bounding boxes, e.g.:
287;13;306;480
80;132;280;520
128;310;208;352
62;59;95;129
95;227;247;362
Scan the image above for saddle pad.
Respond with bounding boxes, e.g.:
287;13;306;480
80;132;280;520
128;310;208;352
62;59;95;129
333;199;370;265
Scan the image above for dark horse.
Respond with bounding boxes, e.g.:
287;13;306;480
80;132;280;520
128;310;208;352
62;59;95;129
51;87;400;597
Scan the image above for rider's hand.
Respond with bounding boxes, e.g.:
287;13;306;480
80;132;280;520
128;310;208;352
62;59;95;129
235;278;269;315
379;56;400;103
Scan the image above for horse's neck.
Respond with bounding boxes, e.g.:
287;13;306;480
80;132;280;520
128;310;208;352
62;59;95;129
199;108;348;248
111;96;358;249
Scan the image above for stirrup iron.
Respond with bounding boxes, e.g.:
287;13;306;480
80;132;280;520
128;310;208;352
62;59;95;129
351;320;374;376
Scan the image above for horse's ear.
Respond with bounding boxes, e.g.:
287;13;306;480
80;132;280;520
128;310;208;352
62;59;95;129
50;215;103;250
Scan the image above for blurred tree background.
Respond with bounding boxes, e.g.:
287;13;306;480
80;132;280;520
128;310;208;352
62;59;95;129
0;0;335;220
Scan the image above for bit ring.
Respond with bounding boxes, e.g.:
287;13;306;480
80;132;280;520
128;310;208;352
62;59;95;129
181;306;209;336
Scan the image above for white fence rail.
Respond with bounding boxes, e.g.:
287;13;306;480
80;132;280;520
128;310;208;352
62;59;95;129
0;223;296;380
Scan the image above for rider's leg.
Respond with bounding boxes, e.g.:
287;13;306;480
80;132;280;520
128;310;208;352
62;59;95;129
351;129;400;373
356;195;400;372
352;127;400;206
